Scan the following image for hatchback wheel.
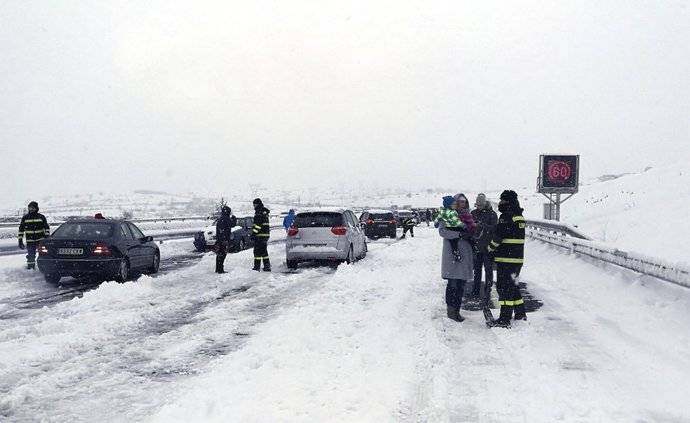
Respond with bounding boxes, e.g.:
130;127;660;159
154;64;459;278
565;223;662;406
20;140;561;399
287;259;299;270
116;259;130;282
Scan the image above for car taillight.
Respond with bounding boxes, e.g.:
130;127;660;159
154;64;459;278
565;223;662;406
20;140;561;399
331;226;347;236
38;244;49;256
92;242;111;256
287;227;299;237
367;220;374;225
390;220;397;225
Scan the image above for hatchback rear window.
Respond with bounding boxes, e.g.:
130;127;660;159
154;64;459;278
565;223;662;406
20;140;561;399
52;223;114;239
294;212;343;228
370;213;394;220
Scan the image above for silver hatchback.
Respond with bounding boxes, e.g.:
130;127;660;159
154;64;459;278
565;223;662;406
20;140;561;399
285;208;367;269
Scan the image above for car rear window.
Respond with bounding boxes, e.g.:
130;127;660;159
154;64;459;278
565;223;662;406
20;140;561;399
370;213;394;220
294;212;343;228
52;223;114;240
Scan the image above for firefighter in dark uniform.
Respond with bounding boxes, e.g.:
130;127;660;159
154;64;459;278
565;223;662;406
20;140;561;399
18;201;50;270
251;198;271;272
400;215;415;239
215;205;237;274
487;190;526;327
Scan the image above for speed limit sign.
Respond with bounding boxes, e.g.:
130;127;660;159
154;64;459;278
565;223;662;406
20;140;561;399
538;155;579;194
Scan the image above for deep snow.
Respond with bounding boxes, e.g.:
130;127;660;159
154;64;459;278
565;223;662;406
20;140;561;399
1;229;689;422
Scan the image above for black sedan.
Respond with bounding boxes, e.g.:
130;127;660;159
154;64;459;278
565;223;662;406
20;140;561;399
37;219;160;284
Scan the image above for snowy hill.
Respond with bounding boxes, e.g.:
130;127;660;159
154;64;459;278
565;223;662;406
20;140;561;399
519;162;689;264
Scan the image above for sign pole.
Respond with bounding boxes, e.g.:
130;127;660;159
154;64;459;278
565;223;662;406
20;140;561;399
537;154;579;221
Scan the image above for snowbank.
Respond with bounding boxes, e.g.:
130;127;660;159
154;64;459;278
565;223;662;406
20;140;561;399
521;161;690;264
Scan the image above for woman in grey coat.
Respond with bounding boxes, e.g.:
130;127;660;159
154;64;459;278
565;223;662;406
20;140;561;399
438;194;475;322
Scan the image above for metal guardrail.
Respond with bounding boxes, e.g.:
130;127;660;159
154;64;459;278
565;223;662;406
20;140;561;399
525;218;591;240
0;216;210;228
526;220;690;288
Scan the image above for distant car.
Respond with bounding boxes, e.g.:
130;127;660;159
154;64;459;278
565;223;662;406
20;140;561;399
396;210;419;225
193;216;255;253
359;210;397;239
37;219;160;284
286;208;367;269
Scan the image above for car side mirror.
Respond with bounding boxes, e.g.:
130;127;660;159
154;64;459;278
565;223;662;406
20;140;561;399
141;236;153;243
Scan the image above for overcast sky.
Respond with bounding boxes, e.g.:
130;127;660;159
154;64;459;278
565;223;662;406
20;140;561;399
1;0;688;205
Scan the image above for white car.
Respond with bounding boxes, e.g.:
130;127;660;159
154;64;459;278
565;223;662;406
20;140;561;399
285;208;367;269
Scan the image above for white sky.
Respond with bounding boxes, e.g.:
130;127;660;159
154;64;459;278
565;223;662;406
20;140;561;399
1;0;689;205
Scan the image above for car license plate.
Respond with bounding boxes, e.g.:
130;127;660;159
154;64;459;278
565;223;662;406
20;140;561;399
378;224;389;227
58;248;83;255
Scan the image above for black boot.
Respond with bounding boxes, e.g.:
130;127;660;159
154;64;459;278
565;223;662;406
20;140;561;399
252;259;261;271
513;303;527;321
492;305;513;328
27;263;35;270
447;306;464;322
215;257;226;273
263;258;271;272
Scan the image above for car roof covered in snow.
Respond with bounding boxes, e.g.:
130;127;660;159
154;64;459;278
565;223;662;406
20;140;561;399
363;209;395;214
295;207;349;214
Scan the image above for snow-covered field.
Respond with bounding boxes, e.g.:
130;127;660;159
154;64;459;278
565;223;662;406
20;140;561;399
520;161;690;265
1;228;688;422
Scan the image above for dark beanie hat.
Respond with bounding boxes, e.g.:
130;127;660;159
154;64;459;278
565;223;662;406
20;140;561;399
253;198;263;206
500;190;518;203
28;201;39;211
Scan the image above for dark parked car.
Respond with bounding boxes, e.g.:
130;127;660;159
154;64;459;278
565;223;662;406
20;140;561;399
193;216;255;253
359;210;397;239
37;219;160;284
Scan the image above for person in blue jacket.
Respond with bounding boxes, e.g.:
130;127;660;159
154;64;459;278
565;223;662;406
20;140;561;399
283;209;296;231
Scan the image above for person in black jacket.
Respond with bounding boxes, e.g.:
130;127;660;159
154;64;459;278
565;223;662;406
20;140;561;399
215;205;237;273
251;198;271;272
487;190;526;327
471;194;498;296
400;215;416;239
18;201;50;270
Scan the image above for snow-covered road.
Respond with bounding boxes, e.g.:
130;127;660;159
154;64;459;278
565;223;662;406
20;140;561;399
1;229;689;422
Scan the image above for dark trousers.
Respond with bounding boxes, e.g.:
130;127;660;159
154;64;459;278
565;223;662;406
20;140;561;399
253;238;270;270
496;264;523;306
445;279;466;309
472;251;494;294
402;226;414;238
216;242;227;272
26;243;37;267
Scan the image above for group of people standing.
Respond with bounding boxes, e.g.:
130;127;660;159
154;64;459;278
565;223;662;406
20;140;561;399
214;198;272;274
436;190;526;328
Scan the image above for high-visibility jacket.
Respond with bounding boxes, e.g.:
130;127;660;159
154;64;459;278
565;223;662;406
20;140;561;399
401;217;415;228
252;206;271;239
18;212;50;244
487;211;525;264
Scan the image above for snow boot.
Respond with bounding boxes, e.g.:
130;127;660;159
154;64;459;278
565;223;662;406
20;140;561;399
513;303;527;321
262;258;271;272
27;263;35;270
447;306;463;322
492;305;513;328
252;260;261;272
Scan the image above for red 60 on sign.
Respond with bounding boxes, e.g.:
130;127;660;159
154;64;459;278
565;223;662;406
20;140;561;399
547;161;572;181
